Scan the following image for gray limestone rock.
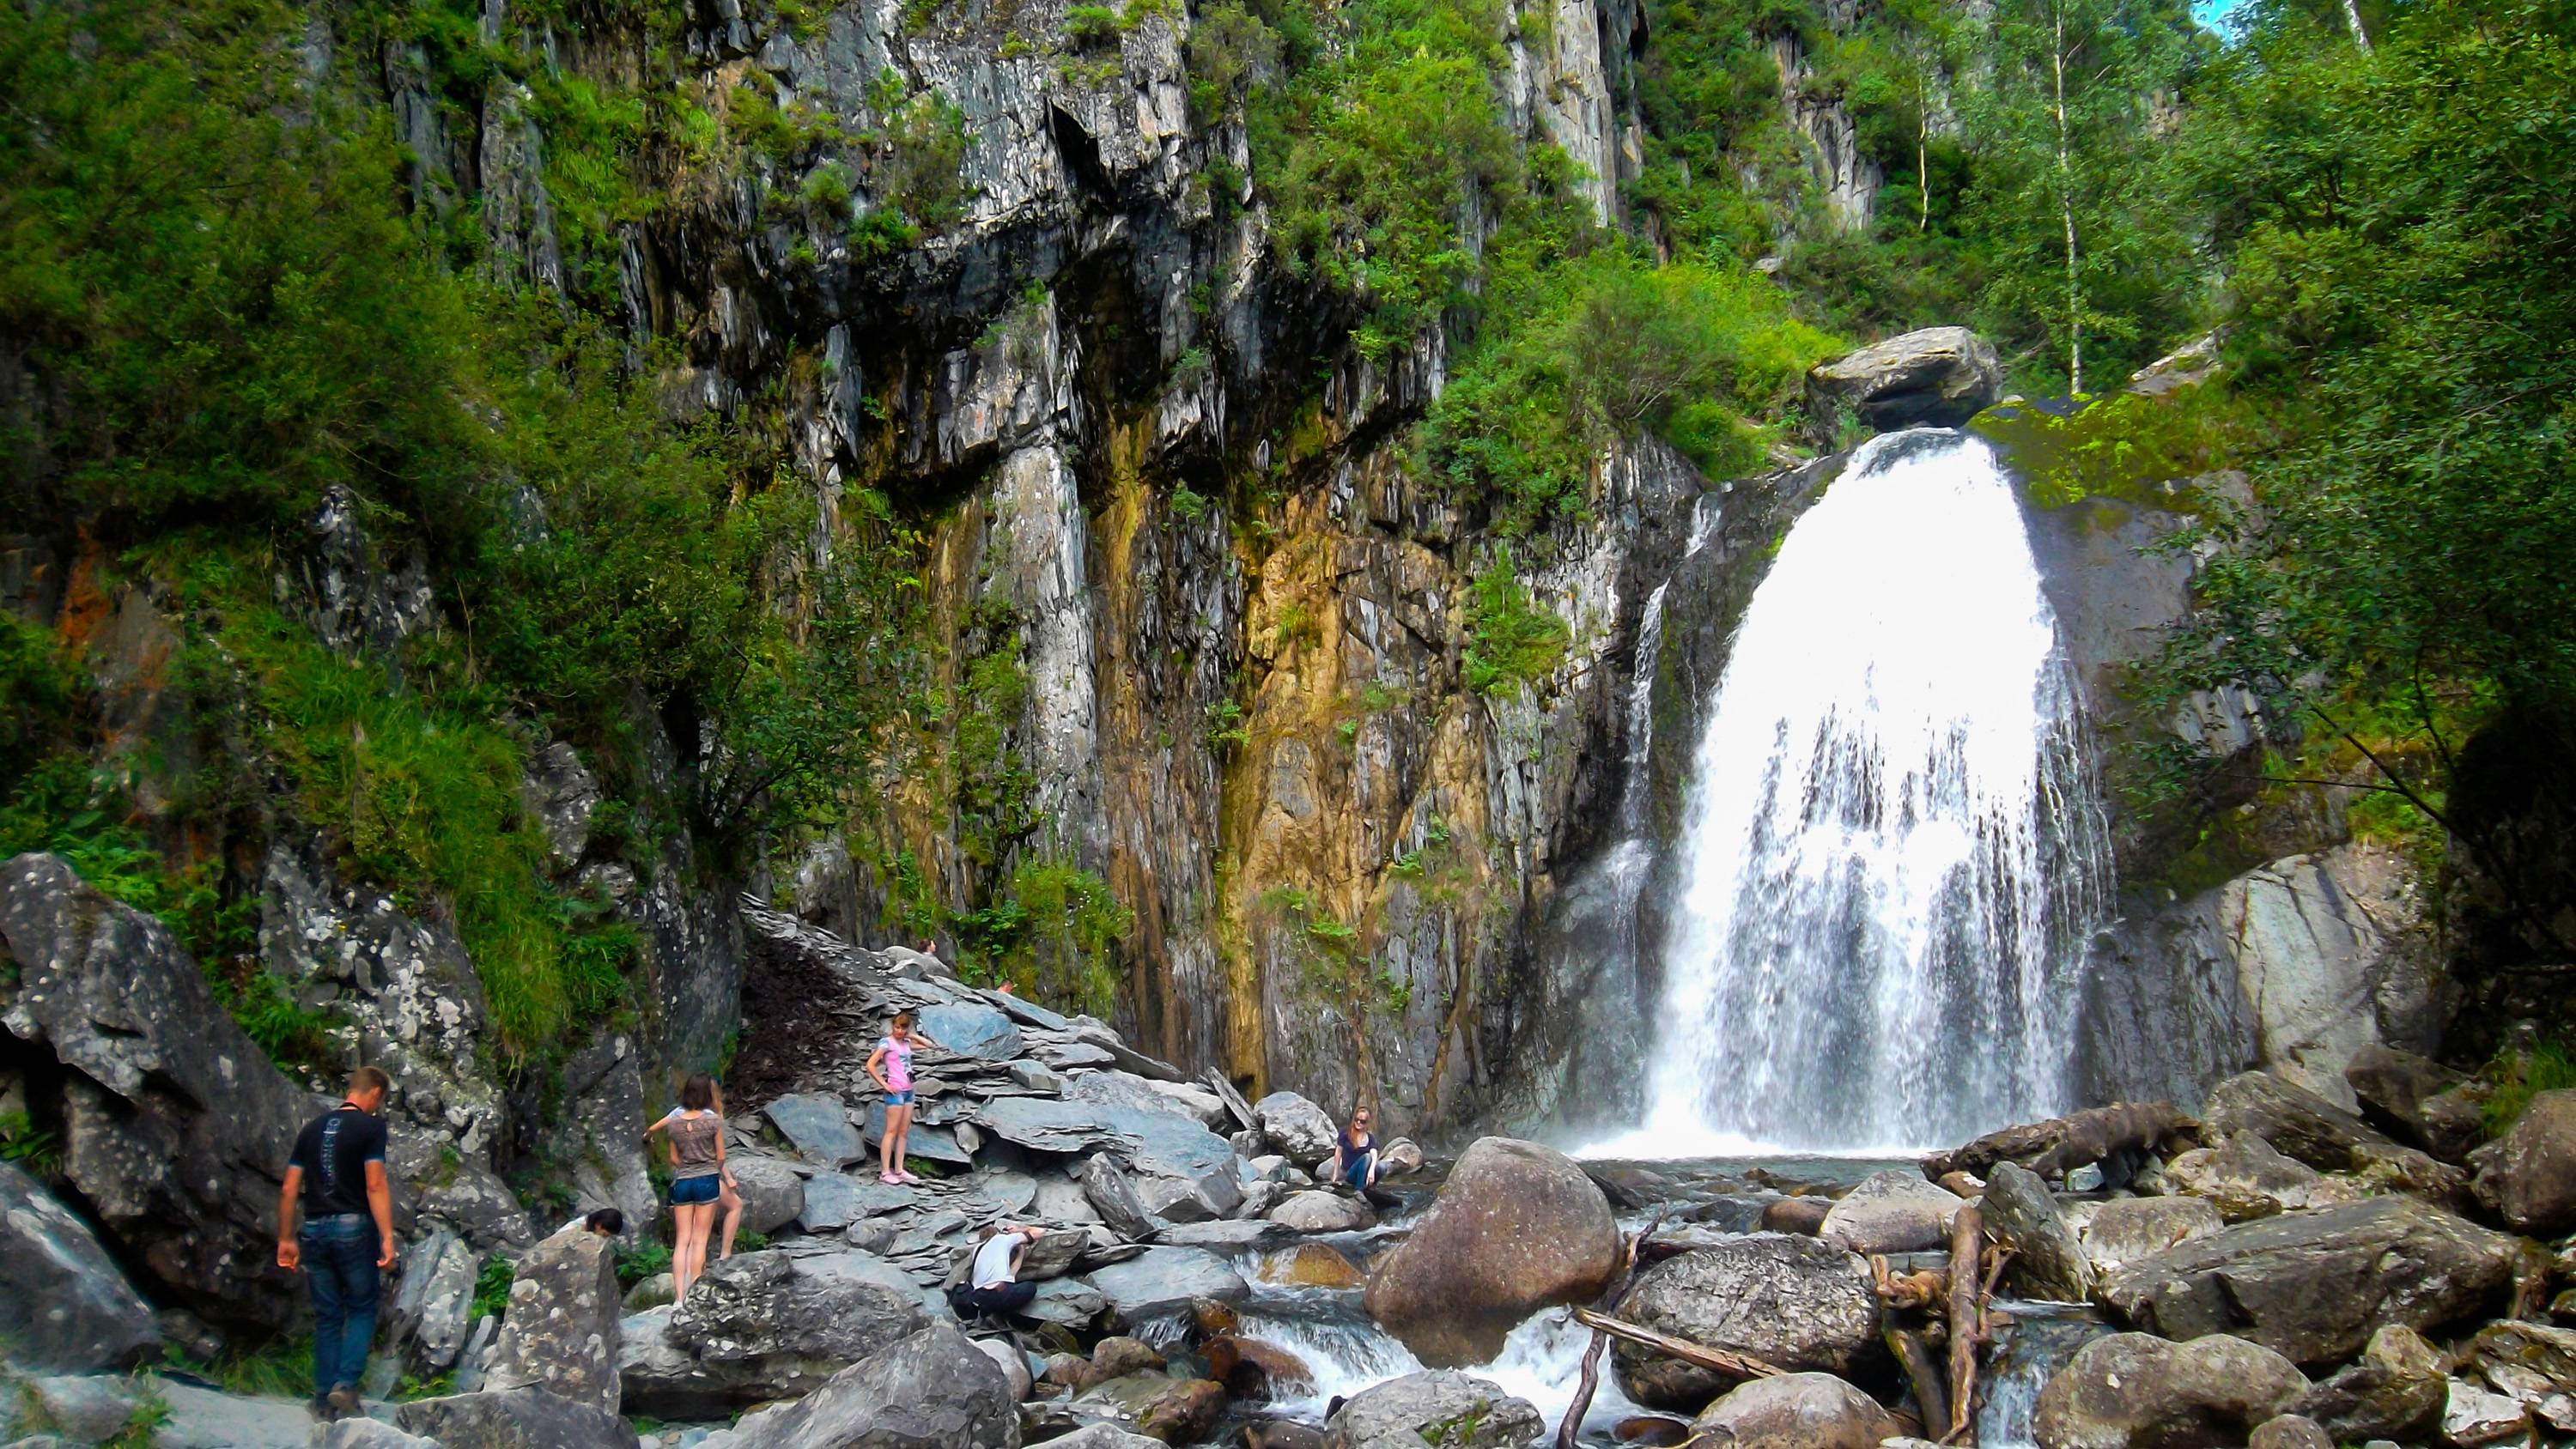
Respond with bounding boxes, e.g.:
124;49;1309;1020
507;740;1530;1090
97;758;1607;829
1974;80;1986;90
1690;1372;1903;1449
1609;1234;1879;1410
2075;1197;2223;1276
694;1321;1017;1449
2163;1134;2366;1222
916;1003;1025;1061
2343;1044;2467;1153
384;1227;481;1375
1254;1091;1339;1167
394;1385;639;1448
2200;1070;2464;1201
28;1374;142;1442
618;1250;929;1416
720;1153;806;1234
2033;1332;2309;1449
2469;1088;2576;1234
1323;1370;1543;1449
483;1228;623;1413
1816;1170;1962;1254
1267;1190;1375;1234
0;1161;161;1371
552;1030;657;1239
764;1092;866;1168
1083;1246;1250;1319
148;1379;317;1447
2289;1323;2449;1442
1803;327;2002;441
313;1420;443;1448
1079;1154;1157;1241
0;853;315;1327
1982;1162;2095;1302
2097;1197;2521;1366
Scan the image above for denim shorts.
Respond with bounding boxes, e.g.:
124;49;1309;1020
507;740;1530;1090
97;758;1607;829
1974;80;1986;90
885;1089;914;1106
670;1173;721;1206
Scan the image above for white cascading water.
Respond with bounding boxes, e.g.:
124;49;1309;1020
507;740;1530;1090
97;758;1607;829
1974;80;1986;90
1623;428;2110;1153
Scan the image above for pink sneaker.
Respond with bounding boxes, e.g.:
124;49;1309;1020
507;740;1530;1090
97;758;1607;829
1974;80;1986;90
879;1172;903;1185
896;1170;923;1185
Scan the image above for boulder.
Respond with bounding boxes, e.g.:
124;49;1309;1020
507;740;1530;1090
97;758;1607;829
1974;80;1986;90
1324;1370;1545;1449
393;1386;639;1448
972;1334;1035;1401
0;853;316;1327
762;1093;866;1167
482;1226;623;1413
1763;1197;1832;1235
550;1028;657;1234
916;1002;1025;1060
2033;1332;2310;1449
1093;1335;1167;1379
0;1161;161;1370
1269;1242;1366;1289
315;1421;443;1448
721;1153;807;1234
1817;1171;1962;1254
1380;1138;1425;1176
2289;1324;2449;1442
2163;1135;2366;1222
1803;326;2002;441
2343;1045;2466;1153
1047;1424;1169;1449
2470;1319;2576;1397
384;1228;480;1375
618;1250;929;1416
2200;1070;2465;1200
1689;1372;1902;1449
694;1321;1018;1449
2075;1197;2223;1275
1079;1372;1230;1441
1270;1190;1376;1233
975;1096;1242;1210
1610;1235;1880;1410
2442;1379;2529;1446
2468;1088;2576;1234
1982;1162;2094;1301
1084;1246;1250;1319
1363;1137;1621;1368
1081;1154;1157;1240
2246;1415;2333;1449
1255;1091;1340;1167
2096;1197;2521;1366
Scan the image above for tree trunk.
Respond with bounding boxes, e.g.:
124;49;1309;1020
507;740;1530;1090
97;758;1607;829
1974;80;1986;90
1888;1321;1951;1433
2341;0;2373;51
1946;1202;1984;1443
2051;0;2081;397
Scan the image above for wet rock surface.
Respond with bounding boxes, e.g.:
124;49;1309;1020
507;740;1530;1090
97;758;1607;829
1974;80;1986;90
1324;1370;1545;1449
2033;1331;2310;1449
1363;1137;1621;1368
1611;1234;1880;1410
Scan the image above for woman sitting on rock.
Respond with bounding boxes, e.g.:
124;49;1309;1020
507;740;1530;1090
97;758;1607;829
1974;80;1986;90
1330;1106;1380;1193
647;1073;728;1302
866;1011;927;1185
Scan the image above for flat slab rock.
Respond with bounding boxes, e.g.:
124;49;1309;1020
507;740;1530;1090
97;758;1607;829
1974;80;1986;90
1083;1246;1250;1319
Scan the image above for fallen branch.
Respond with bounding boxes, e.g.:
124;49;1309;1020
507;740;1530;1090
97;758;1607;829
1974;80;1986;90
1571;1307;1786;1383
1871;1253;1949;1312
1887;1321;1950;1434
1944;1203;1983;1445
1924;1101;2188;1182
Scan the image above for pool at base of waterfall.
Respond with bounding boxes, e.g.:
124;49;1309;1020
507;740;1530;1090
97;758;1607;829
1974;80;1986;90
1180;1153;1978;1448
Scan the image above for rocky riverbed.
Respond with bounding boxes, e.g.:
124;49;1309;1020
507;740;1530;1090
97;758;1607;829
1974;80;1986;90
3;882;2573;1447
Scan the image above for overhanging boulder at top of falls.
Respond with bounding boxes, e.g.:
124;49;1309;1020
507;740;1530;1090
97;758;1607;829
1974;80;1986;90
1802;326;2003;443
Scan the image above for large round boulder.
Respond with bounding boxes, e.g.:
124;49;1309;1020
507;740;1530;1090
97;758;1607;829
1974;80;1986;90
1690;1373;1901;1449
2470;1088;2576;1234
2033;1332;2311;1449
691;1320;1019;1449
1255;1092;1341;1167
722;1153;807;1235
1610;1235;1880;1411
1362;1137;1621;1367
1324;1371;1543;1449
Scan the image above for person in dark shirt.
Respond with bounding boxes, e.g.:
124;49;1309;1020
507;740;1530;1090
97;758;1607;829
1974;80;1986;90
277;1066;398;1422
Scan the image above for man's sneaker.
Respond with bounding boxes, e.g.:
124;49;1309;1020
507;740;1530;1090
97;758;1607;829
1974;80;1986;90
326;1385;363;1419
307;1397;337;1423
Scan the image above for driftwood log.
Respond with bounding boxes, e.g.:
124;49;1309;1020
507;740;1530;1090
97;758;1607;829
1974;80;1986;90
1570;1307;1787;1383
1943;1202;1984;1443
1922;1101;2190;1182
1886;1322;1950;1434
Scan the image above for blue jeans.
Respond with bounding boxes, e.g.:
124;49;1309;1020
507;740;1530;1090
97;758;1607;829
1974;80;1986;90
301;1216;380;1399
1340;1155;1375;1190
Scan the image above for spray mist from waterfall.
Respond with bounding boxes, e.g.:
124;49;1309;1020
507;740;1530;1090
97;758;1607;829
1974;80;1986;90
1607;428;2109;1155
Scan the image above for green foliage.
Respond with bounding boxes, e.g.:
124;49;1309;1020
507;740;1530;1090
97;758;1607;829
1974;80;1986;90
614;1239;673;1288
1186;4;1283;121
166;1337;316;1399
1461;552;1570;696
1251;0;1531;358
953;858;1133;1016
471;1255;517;1325
2142;0;2576;873
1205;699;1250;749
1170;486;1212;524
1066;3;1125;45
1425;252;1838;527
1973;385;2252;510
2482;1040;2576;1140
0;1112;61;1179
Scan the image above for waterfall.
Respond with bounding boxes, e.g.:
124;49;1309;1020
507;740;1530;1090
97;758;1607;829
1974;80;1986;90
1625;428;2110;1153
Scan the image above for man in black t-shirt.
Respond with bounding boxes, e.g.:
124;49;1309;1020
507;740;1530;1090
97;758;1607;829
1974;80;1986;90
277;1066;398;1422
